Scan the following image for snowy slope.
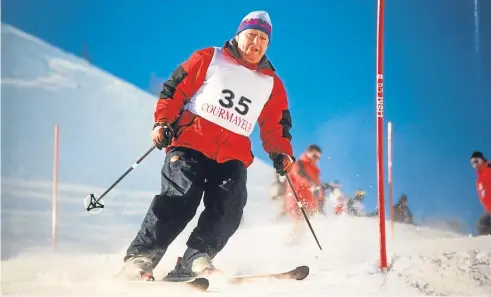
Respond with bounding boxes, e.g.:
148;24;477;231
2;24;491;296
2;217;491;296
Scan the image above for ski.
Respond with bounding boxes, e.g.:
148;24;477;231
228;265;309;285
129;277;210;292
125;266;308;290
163;277;210;291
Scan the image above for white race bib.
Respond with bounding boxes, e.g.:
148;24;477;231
185;47;274;136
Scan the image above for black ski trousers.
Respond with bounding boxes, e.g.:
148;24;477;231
124;146;247;267
476;212;491;236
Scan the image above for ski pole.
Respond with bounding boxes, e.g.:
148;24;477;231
285;175;323;250
85;145;157;212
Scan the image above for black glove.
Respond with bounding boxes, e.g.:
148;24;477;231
270;153;295;176
152;122;174;150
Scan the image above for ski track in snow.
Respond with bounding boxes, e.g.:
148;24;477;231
2;23;491;296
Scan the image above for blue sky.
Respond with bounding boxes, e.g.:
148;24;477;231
3;0;490;232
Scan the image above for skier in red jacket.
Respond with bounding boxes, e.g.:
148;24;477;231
470;151;491;235
285;145;324;243
121;11;295;281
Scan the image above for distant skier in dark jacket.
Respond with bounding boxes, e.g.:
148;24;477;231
393;194;414;224
345;190;378;217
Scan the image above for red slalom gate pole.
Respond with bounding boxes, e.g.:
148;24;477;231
376;0;388;271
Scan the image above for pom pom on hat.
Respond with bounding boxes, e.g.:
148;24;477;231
236;11;272;40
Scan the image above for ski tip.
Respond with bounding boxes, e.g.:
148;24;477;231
294;265;309;280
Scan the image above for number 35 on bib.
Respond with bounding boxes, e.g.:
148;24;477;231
185;48;274;137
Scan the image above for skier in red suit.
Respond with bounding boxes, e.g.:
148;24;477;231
121;11;295;281
470;151;491;236
285;145;324;242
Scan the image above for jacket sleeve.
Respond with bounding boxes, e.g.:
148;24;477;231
154;48;214;124
257;74;294;158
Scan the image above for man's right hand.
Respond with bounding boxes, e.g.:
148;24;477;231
271;153;295;176
152;122;174;150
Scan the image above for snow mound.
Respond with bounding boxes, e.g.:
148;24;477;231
2;24;491;296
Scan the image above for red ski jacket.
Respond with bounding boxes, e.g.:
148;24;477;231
285;153;324;214
154;40;293;167
476;161;491;212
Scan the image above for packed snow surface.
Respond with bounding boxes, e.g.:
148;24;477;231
2;23;491;296
2;218;491;296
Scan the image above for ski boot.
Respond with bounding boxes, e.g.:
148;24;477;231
163;248;215;282
120;256;155;281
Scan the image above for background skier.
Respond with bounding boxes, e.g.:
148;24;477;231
122;10;295;281
470;151;491;236
318;180;341;215
393;194;414;225
326;181;348;215
345;190;378;217
284;145;323;242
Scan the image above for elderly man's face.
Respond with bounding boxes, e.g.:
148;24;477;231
236;29;269;64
